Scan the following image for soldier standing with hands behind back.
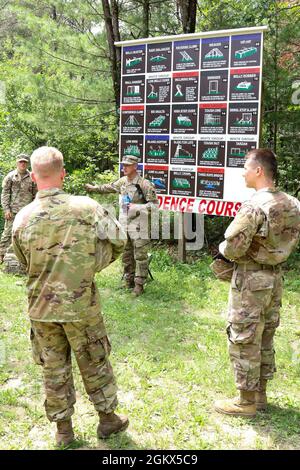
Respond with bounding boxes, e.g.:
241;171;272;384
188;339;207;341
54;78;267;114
12;146;129;447
214;149;300;418
86;155;158;296
0;154;37;263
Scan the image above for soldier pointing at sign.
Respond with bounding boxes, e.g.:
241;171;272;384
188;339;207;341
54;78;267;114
214;148;300;417
86;155;158;296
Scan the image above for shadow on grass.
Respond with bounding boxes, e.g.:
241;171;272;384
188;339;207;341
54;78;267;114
253;404;300;444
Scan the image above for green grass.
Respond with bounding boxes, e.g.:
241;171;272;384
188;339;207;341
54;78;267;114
0;248;300;450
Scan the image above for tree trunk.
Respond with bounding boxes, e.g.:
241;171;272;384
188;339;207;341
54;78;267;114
142;0;150;38
101;0;121;113
177;0;197;34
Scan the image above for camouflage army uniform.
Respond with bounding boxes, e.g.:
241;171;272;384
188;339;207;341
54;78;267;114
219;188;300;392
94;175;158;286
12;188;126;422
0;169;37;257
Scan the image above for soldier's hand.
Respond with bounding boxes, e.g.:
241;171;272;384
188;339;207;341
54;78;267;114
85;184;97;193
5;211;12;220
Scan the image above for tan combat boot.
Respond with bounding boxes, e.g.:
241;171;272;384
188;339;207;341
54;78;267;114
256;379;268;411
55;419;75;447
97;412;129;439
132;284;144;296
214;391;256;417
0;255;4;264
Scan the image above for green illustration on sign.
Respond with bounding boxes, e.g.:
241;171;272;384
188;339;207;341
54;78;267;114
149;115;166;127
235;81;253;91
202;147;219;160
124;145;140;157
173;178;191;189
235;47;257;59
176;115;192;127
205;48;224;60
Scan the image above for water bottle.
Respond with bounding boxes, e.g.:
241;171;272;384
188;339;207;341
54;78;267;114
122;194;132;213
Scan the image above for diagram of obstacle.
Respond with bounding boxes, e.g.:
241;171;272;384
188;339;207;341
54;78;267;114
172;105;198;133
198;140;226;167
200;70;228;102
201;37;229;69
229;68;260;101
199;104;227;134
146;105;170;134
173;40;200;71
228;103;258;134
230;34;261;67
145;136;169;164
147;43;172;73
121;106;144;134
171;140;196;165
146;77;171;103
226;140;257;167
122;45;146;74
235;47;257;59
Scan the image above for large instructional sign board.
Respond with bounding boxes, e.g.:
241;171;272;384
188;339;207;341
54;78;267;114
117;27;266;216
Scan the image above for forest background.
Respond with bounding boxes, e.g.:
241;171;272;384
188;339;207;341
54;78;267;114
0;0;299;245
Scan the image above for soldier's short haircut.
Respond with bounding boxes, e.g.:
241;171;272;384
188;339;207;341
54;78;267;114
31;146;64;178
246;148;277;180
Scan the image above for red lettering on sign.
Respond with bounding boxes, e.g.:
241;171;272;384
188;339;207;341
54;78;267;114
224;201;234;217
170;197;179;211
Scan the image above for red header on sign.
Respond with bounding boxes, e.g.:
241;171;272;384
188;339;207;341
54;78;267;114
145;165;168;171
230;67;260;75
121;105;144;111
199;103;227;109
197;167;225;174
172;71;199;78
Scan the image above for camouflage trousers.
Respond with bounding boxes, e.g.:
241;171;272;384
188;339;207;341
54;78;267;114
227;266;282;392
122;236;150;285
0;215;15;257
30;313;118;422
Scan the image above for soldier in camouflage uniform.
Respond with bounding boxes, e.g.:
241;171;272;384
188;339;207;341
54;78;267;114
12;146;129;446
214;148;300;417
86;155;158;296
0;154;37;263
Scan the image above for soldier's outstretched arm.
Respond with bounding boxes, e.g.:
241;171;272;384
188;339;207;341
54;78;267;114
219;203;265;261
85;178;124;194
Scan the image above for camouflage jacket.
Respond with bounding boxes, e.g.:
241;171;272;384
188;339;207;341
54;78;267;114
219;188;300;265
95;175;158;237
1;169;37;214
12;188;126;322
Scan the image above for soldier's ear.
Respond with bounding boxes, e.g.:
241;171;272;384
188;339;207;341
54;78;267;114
61;168;66;180
30;171;37;183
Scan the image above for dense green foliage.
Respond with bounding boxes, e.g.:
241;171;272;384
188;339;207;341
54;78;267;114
0;1;299;240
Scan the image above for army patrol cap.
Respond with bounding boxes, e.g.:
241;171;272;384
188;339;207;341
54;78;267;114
16;154;30;163
121;155;139;165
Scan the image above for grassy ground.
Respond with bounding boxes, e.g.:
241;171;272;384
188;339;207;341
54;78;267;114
0;248;300;450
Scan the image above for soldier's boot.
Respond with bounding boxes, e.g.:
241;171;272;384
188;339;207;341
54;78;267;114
97;412;129;439
256;379;268;411
0;255;3;264
55;419;75;447
125;278;135;289
132;277;145;297
214;391;256;417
